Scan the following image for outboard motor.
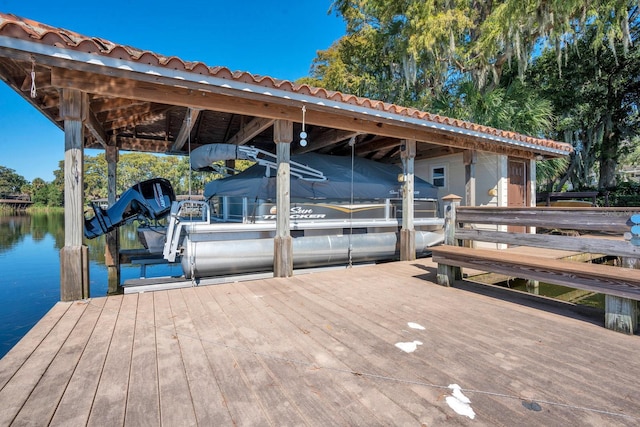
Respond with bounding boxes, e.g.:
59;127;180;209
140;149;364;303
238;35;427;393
84;178;176;239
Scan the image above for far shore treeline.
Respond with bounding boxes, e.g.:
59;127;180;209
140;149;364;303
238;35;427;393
0;154;254;210
1;150;639;210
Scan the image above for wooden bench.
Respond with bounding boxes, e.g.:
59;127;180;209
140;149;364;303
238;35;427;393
432;246;640;300
431;195;640;334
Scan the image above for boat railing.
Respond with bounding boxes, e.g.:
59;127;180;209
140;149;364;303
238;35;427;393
208;196;441;224
237;146;326;182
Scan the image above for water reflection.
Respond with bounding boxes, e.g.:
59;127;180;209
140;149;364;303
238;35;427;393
0;211;176;358
0;212;148;260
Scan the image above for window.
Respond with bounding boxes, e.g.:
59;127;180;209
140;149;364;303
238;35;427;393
431;166;446;187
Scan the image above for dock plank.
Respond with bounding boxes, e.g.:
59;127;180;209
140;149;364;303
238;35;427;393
204;283;309;426
301;265;629;423
154;290;198;426
234;279;379;425
0;301;72;390
266;274;448;425
0;301;86;426
220;281;347;426
49;296;119;426
233;280;388;425
2;260;640;426
169;288;233;426
185;286;271;425
11;299;103;426
125;292;160;427
87;294;137;426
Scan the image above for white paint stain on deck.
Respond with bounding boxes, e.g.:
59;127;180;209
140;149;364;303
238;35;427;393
394;340;423;353
446;384;476;419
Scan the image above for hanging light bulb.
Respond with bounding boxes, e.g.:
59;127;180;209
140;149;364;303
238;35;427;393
300;105;308;147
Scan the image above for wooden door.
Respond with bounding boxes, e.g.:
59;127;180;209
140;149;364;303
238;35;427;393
508;159;527;233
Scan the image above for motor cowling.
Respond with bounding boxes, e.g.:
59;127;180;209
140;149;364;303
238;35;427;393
84;178;175;239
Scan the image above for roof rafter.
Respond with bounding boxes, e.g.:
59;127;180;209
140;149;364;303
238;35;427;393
51;68;543;158
294;129;361;154
84;106;107;148
171;107;201;152
225;116;274;146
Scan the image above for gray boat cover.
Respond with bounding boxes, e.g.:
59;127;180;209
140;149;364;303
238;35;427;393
190;144;255;170
203;152;439;200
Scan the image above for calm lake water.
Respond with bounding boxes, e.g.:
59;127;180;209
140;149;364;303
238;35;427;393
0;212;181;358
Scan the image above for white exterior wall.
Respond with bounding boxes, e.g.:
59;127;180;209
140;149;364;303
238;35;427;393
415;152;509;249
415;152;508;208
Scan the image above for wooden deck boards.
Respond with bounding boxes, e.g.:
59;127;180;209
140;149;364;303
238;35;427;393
1;259;640;426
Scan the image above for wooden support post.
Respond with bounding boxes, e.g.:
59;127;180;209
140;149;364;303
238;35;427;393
59;89;90;301
105;143;120;295
605;257;639;334
464;150;476;207
273;120;293;277
400;139;416;261
437;194;462;286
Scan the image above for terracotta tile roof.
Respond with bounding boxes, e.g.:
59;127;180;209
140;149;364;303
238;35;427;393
0;12;572;154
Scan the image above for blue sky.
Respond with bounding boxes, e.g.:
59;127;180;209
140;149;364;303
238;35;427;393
0;1;346;182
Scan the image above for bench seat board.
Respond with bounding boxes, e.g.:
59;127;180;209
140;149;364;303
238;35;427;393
454;229;640;259
431;245;640;301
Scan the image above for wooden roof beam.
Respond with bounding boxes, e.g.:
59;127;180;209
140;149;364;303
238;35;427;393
114;136;172;153
98;103;161;126
50;69;542;159
171;107;201;152
103;110;167;132
354;136;400;156
20;69;52;92
225;116;274;146
90;97;150;114
415;145;463;160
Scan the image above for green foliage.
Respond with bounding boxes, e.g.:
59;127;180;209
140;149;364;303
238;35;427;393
303;27;428;106
536;157;570;192
322;1;637;191
0;166;28;197
429;77;554;135
77;152;253;203
620;135;640;166
328;0;634;92
3;150;254;209
605;181;640;206
80;153;200;199
528;7;640;189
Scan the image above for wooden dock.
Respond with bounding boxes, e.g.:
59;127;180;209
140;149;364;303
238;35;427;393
1;259;639;426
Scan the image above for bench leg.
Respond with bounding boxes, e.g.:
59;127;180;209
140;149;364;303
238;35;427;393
437;264;461;287
526;279;539;295
605;295;638;334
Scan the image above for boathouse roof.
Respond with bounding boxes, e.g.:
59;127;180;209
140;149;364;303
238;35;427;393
0;12;572;161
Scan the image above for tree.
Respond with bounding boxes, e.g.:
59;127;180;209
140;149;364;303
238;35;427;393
317;1;638;191
528;7;640;190
84;154;108;199
327;0;634;93
0;166;28;197
30;177;48;205
430;75;554;135
300;26;430;106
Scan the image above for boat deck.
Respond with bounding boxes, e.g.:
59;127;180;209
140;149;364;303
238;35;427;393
1;259;639;426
